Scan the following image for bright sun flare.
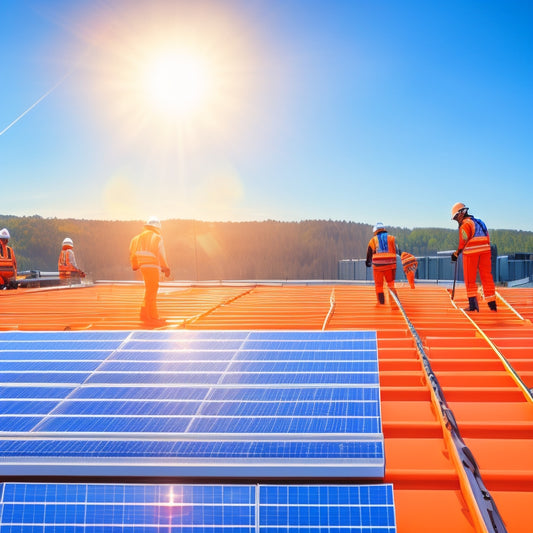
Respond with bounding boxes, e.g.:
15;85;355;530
143;51;211;118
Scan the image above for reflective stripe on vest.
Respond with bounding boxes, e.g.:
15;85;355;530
371;233;397;266
0;244;15;276
58;249;79;276
463;217;491;255
402;255;418;273
132;231;161;269
59;250;72;271
401;254;417;268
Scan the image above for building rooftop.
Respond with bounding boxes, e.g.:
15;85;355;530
0;281;532;532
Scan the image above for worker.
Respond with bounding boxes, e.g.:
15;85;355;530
58;237;85;284
0;228;17;290
129;217;171;326
451;202;497;312
366;222;399;304
401;251;418;289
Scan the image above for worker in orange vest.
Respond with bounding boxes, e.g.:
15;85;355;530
401;251;418;289
129;217;171;326
58;237;85;284
366;223;399;304
451;203;496;312
0;228;17;290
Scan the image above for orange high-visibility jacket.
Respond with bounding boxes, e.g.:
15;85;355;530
401;252;418;273
458;216;491;256
129;229;169;271
0;242;17;279
366;232;398;268
58;248;80;277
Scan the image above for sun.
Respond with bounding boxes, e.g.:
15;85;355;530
142;49;212;118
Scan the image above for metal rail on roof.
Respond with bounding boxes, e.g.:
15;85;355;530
495;290;526;321
180;286;256;327
321;288;336;331
390;290;508;533
453;298;533;403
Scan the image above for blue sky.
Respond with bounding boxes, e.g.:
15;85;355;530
1;0;532;230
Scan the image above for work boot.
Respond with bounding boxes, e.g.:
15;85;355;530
488;300;497;312
465;296;479;312
377;292;385;305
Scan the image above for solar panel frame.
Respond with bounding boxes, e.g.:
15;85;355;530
0;330;385;479
0;482;397;532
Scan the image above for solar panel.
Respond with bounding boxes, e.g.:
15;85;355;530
0;482;396;532
0;330;384;479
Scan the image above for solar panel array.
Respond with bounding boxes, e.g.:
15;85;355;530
0;330;384;479
0;329;395;530
0;482;396;532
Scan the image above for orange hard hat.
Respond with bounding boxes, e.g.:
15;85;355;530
451;202;468;220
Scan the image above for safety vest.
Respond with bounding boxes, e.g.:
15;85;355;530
129;229;167;270
0;242;16;278
369;232;397;267
58;248;79;278
401;252;418;273
460;216;491;255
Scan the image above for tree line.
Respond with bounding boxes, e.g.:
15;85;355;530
2;215;532;281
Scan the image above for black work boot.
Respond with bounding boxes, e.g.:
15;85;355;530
377;292;385;305
488;300;497;312
465;296;479;312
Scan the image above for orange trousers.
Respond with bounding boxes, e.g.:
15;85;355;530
405;269;416;289
463;250;495;301
140;267;160;320
372;266;396;298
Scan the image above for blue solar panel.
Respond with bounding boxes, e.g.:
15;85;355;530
0;440;382;460
0;330;384;479
0;482;396;532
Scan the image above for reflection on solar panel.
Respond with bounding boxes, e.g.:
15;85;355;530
0;330;384;478
0;482;396;532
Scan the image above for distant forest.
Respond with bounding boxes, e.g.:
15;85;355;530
2;215;533;281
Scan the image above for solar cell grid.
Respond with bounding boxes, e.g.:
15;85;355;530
0;330;384;479
0;386;74;399
234;349;378;360
0;349;113;360
0;482;396;532
0;340;127;351
0;439;383;460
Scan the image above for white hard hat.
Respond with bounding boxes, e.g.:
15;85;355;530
62;237;74;247
0;228;10;240
145;216;162;230
373;222;385;233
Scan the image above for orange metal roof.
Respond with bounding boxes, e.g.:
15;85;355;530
1;281;532;532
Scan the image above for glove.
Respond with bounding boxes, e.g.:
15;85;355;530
162;267;171;278
451;251;458;262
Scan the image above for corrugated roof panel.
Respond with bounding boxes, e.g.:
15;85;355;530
2;282;532;532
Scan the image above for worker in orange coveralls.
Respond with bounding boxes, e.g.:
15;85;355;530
129;217;171;326
451;203;497;312
366;223;399;304
401;252;418;289
58;237;85;284
0;228;17;290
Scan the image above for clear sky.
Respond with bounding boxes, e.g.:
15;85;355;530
1;0;532;230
